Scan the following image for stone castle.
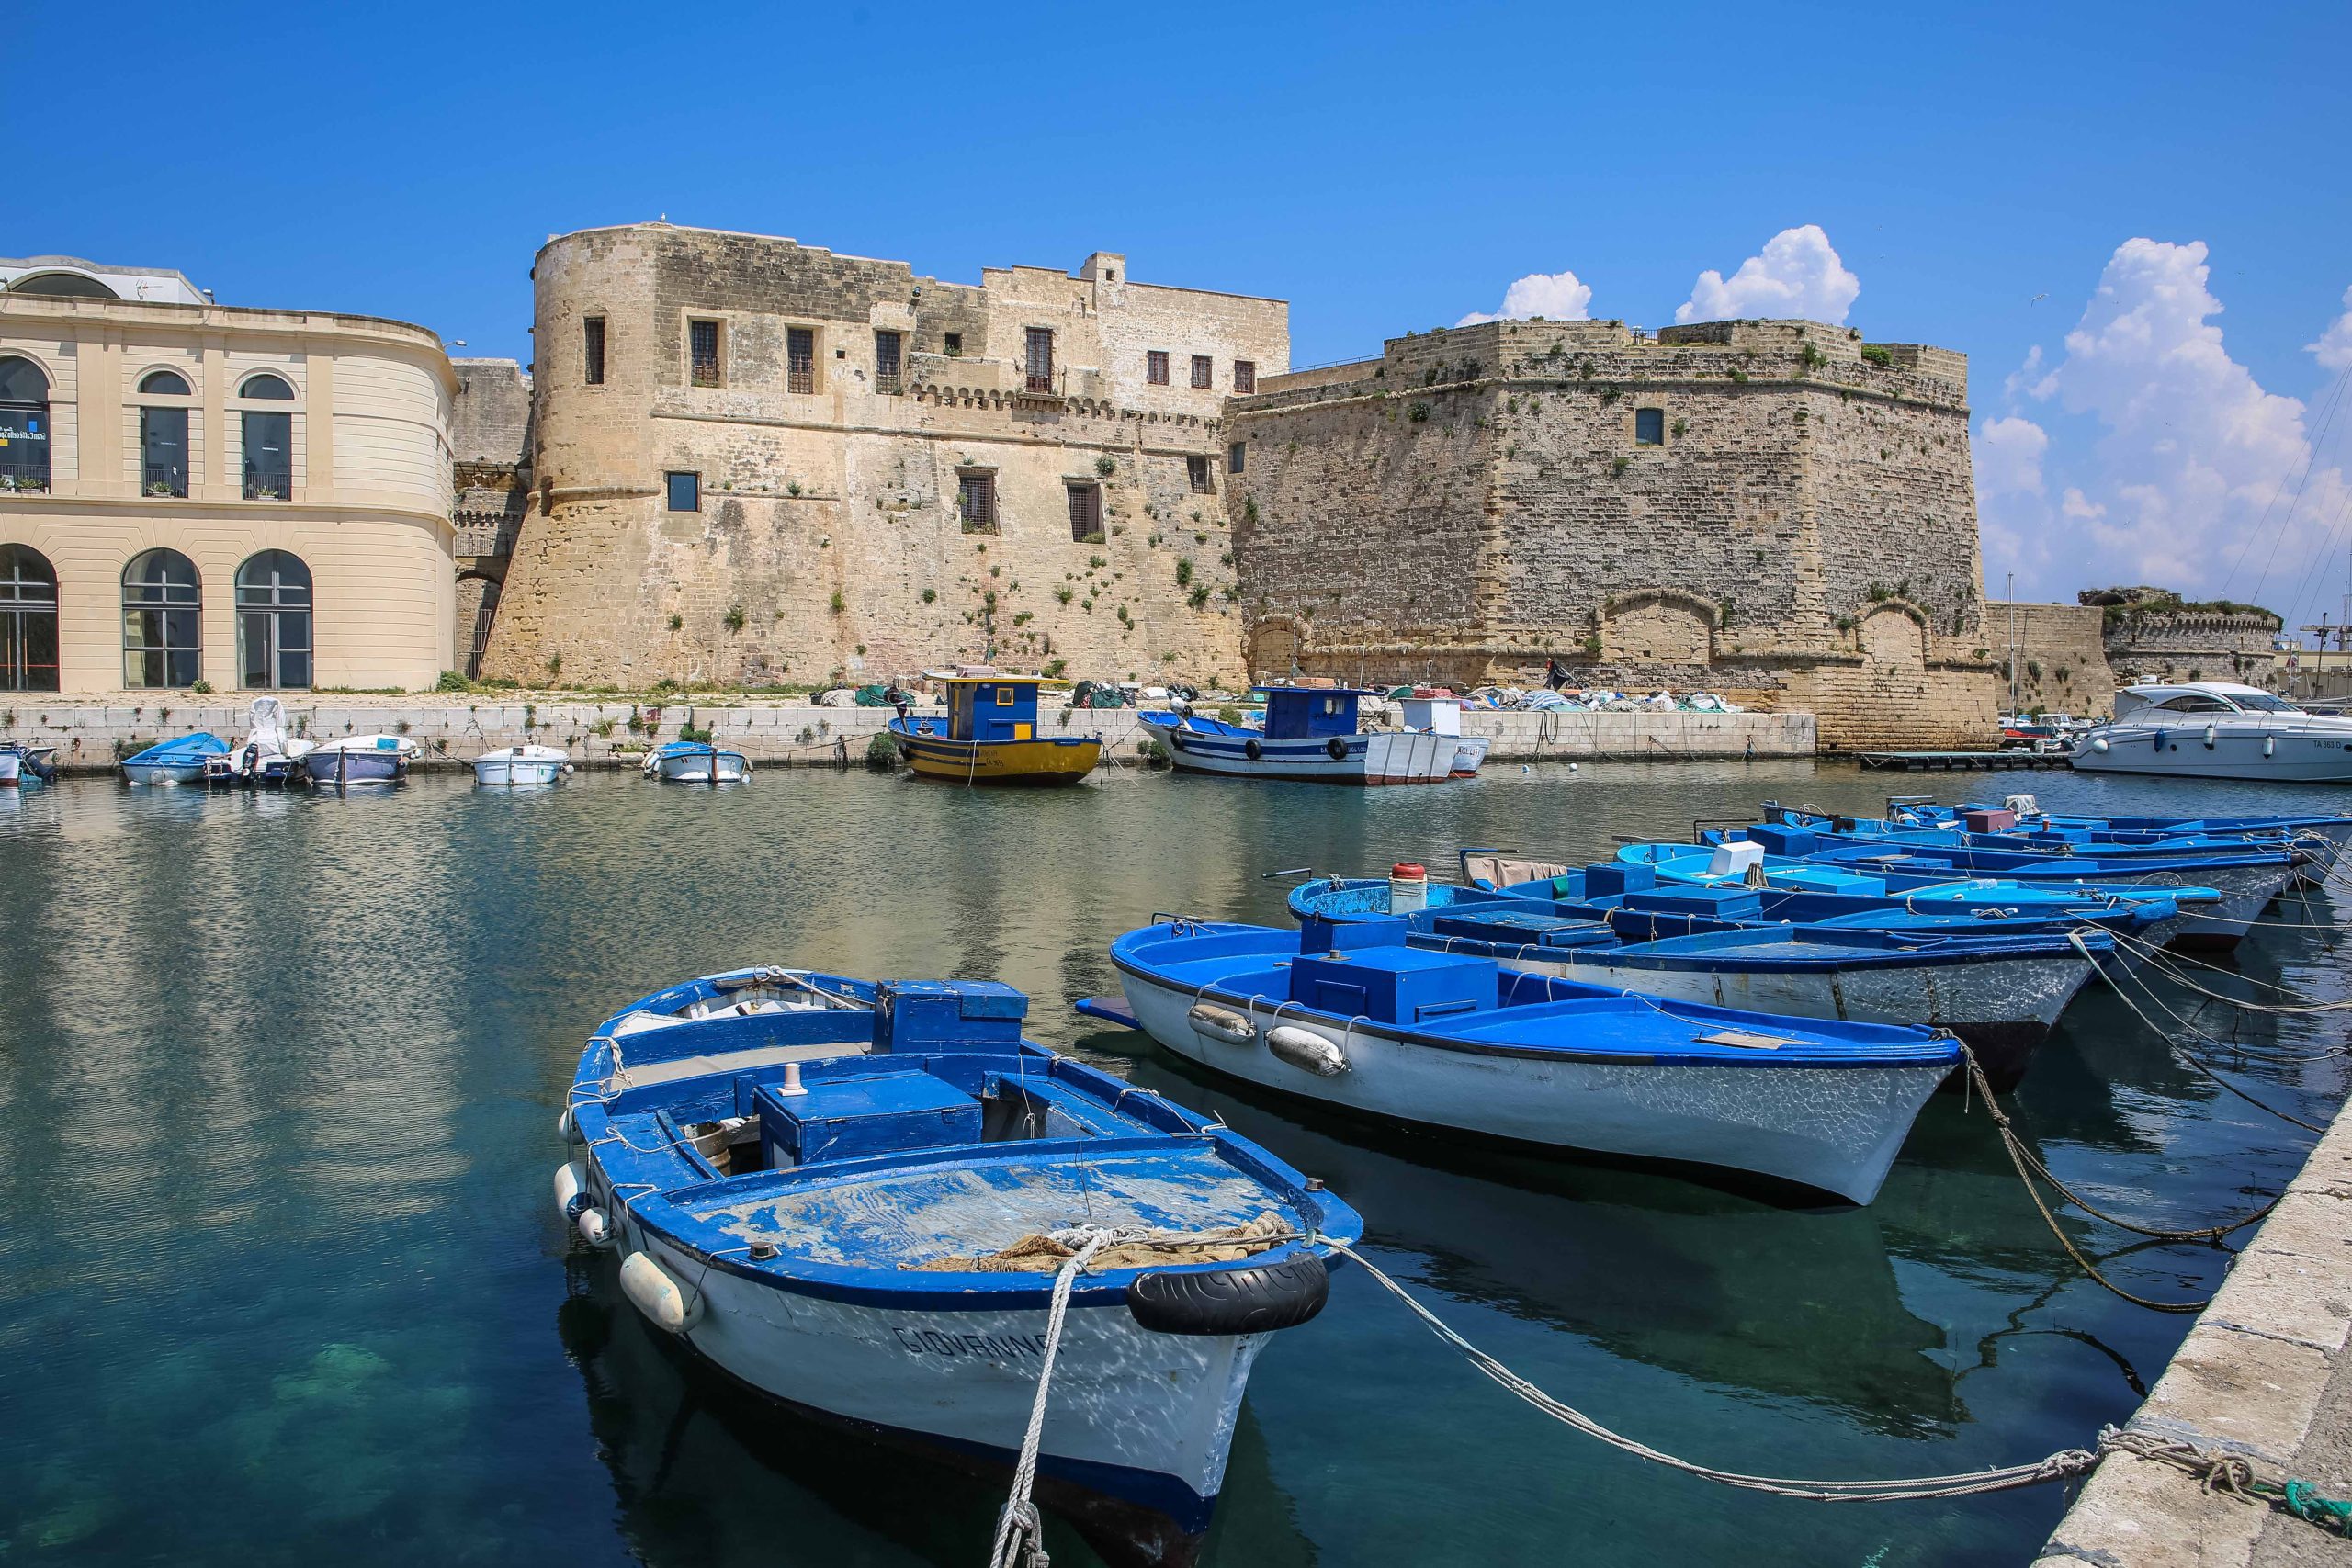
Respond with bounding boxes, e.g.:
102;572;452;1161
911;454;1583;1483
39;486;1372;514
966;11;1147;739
470;221;2001;745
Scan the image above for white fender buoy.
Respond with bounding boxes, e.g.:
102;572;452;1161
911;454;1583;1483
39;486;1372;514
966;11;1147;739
2203;723;2218;750
2264;736;2276;757
1188;1003;1256;1044
554;1160;588;1219
576;1207;614;1249
1567;762;1579;773
1267;1025;1350;1077
620;1251;704;1332
2089;737;2109;754
557;1106;582;1145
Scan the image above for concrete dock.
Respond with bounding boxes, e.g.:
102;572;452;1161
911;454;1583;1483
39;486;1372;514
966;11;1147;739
2;694;1814;773
2035;1106;2352;1566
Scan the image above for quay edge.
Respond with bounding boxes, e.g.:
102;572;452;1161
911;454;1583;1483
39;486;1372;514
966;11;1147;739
3;700;1813;775
2033;1105;2352;1568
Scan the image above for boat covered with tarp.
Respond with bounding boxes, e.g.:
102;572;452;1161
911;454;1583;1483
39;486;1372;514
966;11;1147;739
560;965;1357;1565
119;732;228;785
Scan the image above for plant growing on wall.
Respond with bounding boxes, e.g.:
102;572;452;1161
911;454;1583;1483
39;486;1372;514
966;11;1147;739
669;613;684;631
830;590;845;615
1408;402;1431;423
724;604;746;633
1175;558;1193;587
1095;456;1116;478
922;588;936;604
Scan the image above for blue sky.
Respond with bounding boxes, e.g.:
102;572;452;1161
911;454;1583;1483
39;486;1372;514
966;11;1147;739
13;1;2350;618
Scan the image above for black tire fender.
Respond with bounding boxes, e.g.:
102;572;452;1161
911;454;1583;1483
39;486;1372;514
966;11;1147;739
1243;739;1262;761
1325;737;1349;761
1125;1255;1329;1337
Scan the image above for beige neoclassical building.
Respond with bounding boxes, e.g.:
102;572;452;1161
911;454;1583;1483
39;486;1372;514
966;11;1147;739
0;255;458;695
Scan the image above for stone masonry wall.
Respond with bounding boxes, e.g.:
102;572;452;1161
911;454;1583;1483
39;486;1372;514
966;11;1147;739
1226;317;2000;748
1983;601;2116;716
481;224;1283;691
2103;608;2283;689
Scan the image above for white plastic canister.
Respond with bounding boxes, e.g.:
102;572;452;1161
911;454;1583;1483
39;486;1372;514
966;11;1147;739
1389;862;1428;913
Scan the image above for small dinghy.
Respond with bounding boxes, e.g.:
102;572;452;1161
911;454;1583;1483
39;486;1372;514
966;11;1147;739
1111;916;1962;1204
205;696;313;787
560;967;1356;1565
300;733;417;787
0;741;58;788
119;732;228;785
473;743;571;786
642;739;749;784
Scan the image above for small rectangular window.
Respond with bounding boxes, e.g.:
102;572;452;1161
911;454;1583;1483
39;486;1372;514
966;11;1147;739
995;686;1014;706
689;319;721;388
1147;350;1170;386
1233;360;1256;394
1634;407;1665;446
875;330;903;395
1025;328;1056;392
787;327;816;394
583;316;605;386
944;332;963;357
959;470;997;533
666;471;700;513
1191;355;1213;389
1187;455;1212;493
1227;441;1246;476
1066;482;1101;541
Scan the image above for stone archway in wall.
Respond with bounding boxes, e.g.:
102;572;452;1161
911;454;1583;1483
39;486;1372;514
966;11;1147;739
1249;614;1305;681
1601;589;1717;666
1859;603;1928;670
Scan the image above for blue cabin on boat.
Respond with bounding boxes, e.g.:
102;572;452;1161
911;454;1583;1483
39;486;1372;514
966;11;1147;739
946;676;1046;742
1259;686;1379;740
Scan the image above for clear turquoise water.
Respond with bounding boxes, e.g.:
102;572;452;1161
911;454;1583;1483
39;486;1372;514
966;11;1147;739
0;761;2343;1565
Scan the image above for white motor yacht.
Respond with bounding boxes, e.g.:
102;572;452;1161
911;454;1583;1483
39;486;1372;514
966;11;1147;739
2072;682;2352;783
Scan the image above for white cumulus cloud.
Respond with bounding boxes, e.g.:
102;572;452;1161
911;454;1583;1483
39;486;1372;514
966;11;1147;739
1456;268;1595;327
1674;225;1860;325
2309;284;2352;371
1983;238;2349;614
1976;416;2048;497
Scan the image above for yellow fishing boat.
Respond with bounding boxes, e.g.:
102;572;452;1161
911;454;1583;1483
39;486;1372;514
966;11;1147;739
888;674;1102;784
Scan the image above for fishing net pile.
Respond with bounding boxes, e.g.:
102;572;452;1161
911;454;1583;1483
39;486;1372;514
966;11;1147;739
910;1212;1292;1272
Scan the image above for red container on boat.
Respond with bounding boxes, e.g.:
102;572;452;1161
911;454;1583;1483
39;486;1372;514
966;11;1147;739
1963;809;2018;833
1388;863;1428;914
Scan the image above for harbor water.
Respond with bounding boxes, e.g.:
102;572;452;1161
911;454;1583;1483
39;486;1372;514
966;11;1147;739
0;761;2344;1565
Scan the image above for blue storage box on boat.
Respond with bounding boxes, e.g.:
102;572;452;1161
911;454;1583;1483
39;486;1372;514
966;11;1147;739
1746;824;1818;856
1768;863;1887;896
755;1072;981;1168
1428;910;1597;948
1288;945;1495;1025
1623;885;1766;919
876;979;1026;1052
1582;863;1655;897
1301;914;1412;953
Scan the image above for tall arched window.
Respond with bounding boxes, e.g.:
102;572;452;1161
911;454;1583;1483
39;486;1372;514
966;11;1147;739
0;544;59;692
122;548;201;688
138;368;194;498
0;356;51;493
236;550;311;690
238;374;295;500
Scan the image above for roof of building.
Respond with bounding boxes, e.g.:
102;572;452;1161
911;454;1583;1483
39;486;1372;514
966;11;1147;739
0;255;209;305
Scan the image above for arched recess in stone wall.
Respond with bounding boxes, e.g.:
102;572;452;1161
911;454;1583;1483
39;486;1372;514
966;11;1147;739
1601;589;1717;665
1249;614;1306;680
1860;602;1928;669
455;570;503;679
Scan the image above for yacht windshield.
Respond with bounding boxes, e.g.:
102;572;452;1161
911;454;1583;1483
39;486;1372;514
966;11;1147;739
2231;692;2302;713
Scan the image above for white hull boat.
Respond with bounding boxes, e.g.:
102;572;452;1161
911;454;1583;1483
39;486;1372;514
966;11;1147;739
473;744;572;786
2073;682;2352;783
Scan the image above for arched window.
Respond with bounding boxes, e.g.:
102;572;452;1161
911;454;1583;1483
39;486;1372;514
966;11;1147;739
137;368;193;498
122;548;201;688
0;544;59;692
235;550;311;690
238;374;294;500
6;271;119;299
0;355;51;493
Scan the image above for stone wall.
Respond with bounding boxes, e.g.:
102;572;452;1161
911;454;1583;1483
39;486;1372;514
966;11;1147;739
1984;600;2115;716
479;224;1285;691
2103;607;2283;688
450;357;531;676
1226;317;2000;749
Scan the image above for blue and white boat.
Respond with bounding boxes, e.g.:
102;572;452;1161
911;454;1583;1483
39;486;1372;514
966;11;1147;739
1111;917;1962;1204
205;697;313;787
1880;795;2352;881
1138;686;1454;784
642;739;750;784
300;733;417;787
1289;865;2109;1090
119;732;228;785
0;741;58;788
472;743;572;787
560;965;1357;1564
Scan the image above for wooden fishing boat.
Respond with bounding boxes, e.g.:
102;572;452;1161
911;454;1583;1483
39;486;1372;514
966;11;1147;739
888;673;1100;784
1111;916;1962;1204
558;965;1357;1565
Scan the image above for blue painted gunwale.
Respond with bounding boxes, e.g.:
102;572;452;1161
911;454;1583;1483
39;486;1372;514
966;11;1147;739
1942;802;2352;840
1107;921;1962;1073
648;739;748;762
1749;807;2308;867
571;969;1361;1312
1614;843;2222;910
1699;828;2297;882
1136;711;1369;761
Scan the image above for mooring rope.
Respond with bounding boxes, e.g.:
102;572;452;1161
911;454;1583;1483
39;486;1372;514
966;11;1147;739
989;1226;1117;1568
